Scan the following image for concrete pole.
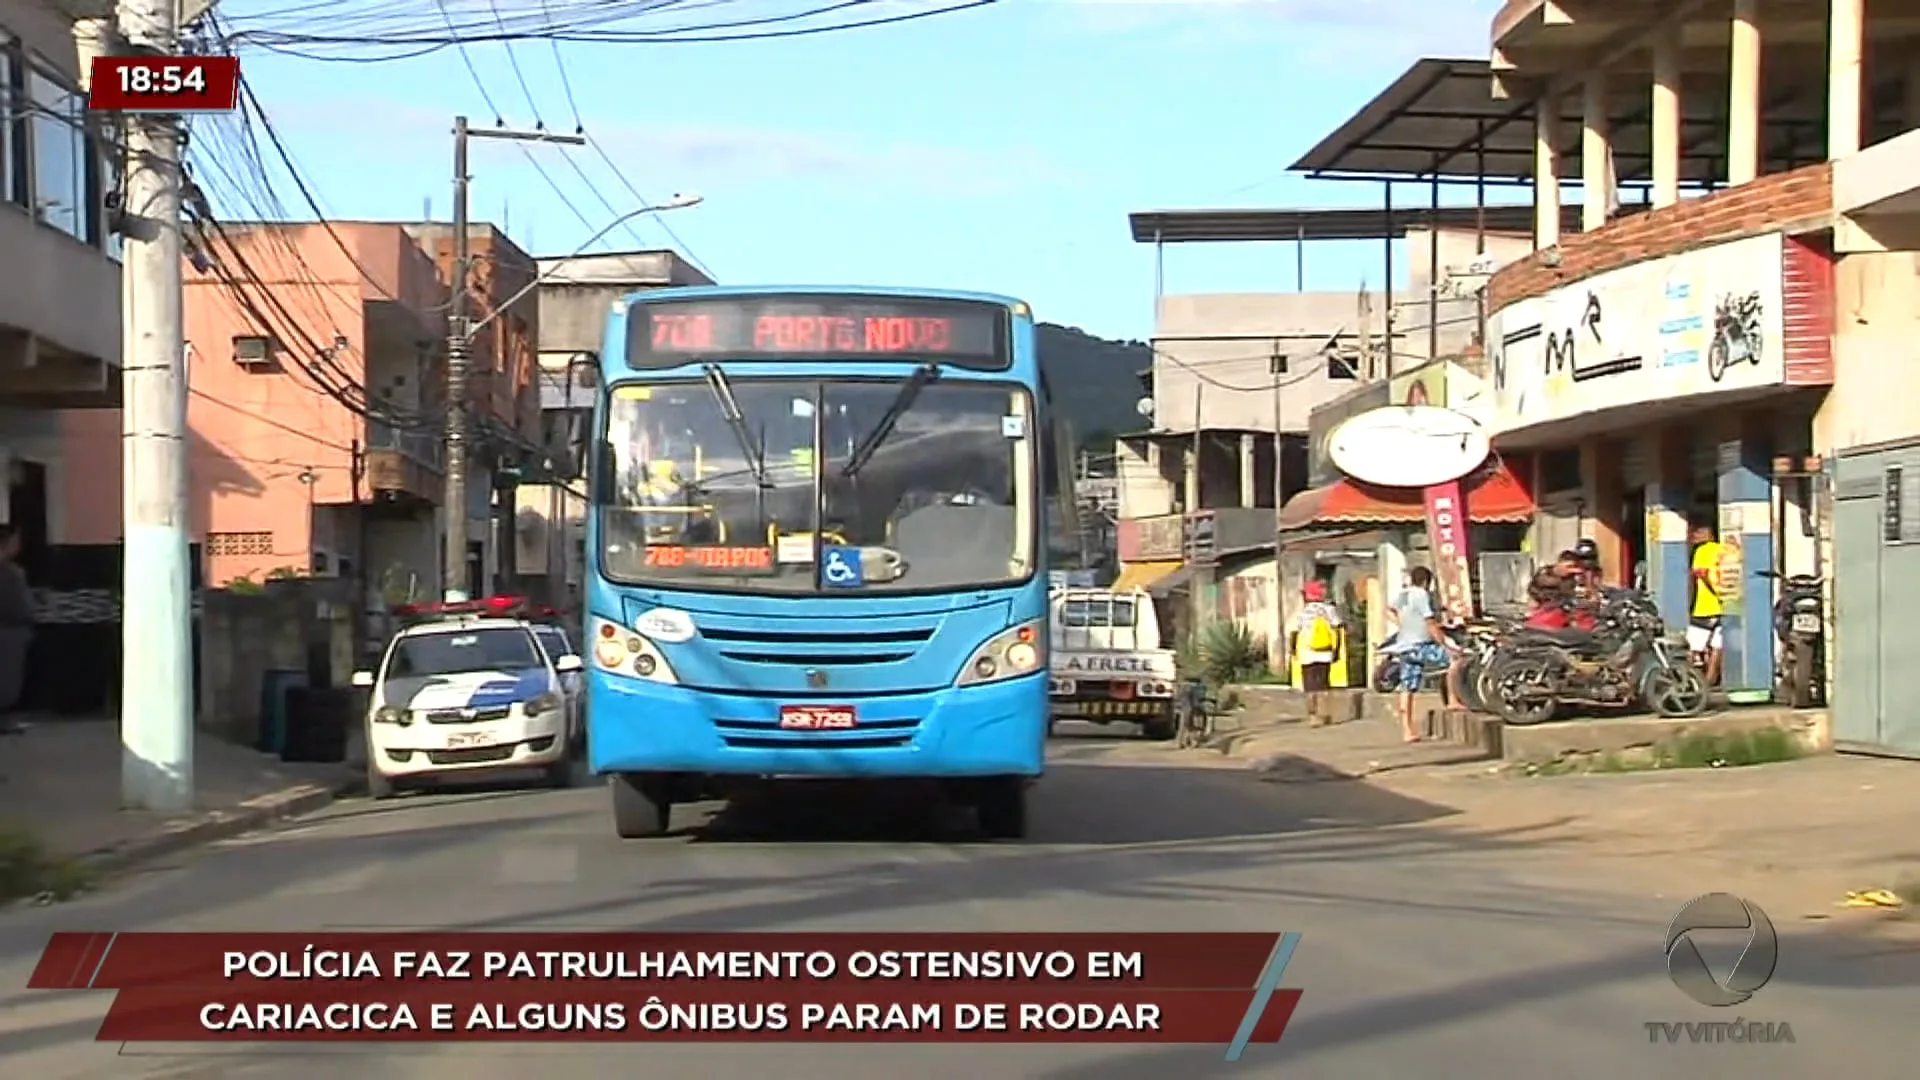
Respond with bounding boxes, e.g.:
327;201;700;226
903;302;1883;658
1652;36;1682;207
1728;0;1763;184
444;116;472;602
1581;75;1612;231
1534;93;1561;248
1828;0;1864;158
115;0;194;810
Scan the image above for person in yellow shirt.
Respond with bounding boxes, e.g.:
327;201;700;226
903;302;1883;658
1288;579;1343;726
1687;523;1724;686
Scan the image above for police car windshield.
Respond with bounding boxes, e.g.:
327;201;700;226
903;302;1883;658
388;628;542;678
534;629;570;660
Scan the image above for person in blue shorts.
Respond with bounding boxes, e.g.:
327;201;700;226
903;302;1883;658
1386;566;1450;743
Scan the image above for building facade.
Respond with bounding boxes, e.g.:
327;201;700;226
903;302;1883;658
59;223;450;623
1480;0;1918;749
2;0;123;568
402;223;542;599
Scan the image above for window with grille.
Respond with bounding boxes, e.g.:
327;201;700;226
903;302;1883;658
207;531;273;556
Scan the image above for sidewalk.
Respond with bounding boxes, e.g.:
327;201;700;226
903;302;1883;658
0;718;355;876
1200;701;1920;924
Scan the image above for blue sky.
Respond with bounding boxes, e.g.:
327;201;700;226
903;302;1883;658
226;0;1510;341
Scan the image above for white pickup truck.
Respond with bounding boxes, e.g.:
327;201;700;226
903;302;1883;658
1047;587;1180;740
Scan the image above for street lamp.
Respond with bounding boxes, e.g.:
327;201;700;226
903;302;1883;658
464;195;705;341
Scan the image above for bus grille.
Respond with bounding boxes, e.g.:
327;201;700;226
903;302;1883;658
696;624;936;667
713;716;920;750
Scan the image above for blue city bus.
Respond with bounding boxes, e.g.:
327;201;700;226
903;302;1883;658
578;286;1068;840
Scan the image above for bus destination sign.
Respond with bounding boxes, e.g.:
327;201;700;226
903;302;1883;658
628;295;1009;369
642;545;777;574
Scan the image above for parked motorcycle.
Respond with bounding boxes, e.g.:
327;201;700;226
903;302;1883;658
1761;569;1825;707
1450;617;1514;714
1487;590;1708;725
1370;623;1469;695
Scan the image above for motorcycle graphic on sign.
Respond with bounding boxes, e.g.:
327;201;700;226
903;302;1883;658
1707;291;1765;382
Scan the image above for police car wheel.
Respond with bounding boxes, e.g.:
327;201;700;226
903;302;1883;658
544;758;576;789
611;774;670;838
366;764;396;801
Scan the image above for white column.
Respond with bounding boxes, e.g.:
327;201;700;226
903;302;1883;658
1582;75;1612;231
1652;36;1682;207
117;0;195;811
1535;94;1562;247
1728;0;1762;183
1828;0;1864;158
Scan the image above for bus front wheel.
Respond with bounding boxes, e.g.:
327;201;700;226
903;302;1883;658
974;778;1027;840
612;773;671;839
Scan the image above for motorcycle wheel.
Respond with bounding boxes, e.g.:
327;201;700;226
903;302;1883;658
1372;656;1400;694
1707;337;1728;381
1647;664;1709;718
1475;663;1500;715
1456;654;1487;713
1491;655;1558;726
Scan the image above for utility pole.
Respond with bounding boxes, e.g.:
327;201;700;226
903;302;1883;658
114;0;193;811
443;116;583;601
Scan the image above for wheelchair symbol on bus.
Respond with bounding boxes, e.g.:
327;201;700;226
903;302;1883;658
822;547;865;589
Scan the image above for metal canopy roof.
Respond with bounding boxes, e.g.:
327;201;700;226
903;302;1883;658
1127;204;1577;244
1287;57;1823;185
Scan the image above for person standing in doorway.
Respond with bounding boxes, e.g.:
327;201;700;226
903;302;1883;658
1688;522;1725;686
1386;566;1450;743
1289;579;1342;727
0;524;33;734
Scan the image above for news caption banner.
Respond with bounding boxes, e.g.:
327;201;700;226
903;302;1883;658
29;932;1304;1060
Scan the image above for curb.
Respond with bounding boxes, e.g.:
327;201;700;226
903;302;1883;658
75;772;364;879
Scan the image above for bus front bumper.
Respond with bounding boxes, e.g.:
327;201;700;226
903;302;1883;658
586;674;1046;779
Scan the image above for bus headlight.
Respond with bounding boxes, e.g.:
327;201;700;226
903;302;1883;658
956;619;1046;687
590;616;679;685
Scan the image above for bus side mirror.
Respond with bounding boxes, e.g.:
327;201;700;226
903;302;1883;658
584;442;616;500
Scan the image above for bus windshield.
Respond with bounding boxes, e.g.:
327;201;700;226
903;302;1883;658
598;377;1035;594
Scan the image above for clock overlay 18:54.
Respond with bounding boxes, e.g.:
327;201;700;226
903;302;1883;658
87;56;240;113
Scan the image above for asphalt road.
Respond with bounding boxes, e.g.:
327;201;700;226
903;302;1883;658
1;731;1909;1078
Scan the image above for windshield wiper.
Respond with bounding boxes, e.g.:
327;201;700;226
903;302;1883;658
701;364;771;490
840;363;940;480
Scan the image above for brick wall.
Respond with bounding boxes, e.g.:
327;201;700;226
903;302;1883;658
1486;163;1834;312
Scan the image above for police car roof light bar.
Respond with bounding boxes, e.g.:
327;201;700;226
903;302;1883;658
391;595;534;621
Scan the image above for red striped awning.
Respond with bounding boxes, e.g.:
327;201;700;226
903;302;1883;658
1279;458;1534;531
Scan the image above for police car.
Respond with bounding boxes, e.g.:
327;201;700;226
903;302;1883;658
350;596;585;799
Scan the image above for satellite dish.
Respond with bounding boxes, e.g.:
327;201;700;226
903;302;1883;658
1135;397;1155;418
1327;406;1491;488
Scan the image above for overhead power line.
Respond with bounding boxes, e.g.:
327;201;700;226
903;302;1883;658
216;0;1001;61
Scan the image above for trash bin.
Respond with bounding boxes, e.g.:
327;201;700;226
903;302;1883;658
281;686;354;764
257;669;309;755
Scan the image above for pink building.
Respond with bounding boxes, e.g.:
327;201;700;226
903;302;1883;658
60;222;466;608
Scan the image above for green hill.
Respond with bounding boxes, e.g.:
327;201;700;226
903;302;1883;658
1035;323;1150;449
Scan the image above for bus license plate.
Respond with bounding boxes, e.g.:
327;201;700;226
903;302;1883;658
1791;613;1821;634
446;730;497;749
779;705;857;730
